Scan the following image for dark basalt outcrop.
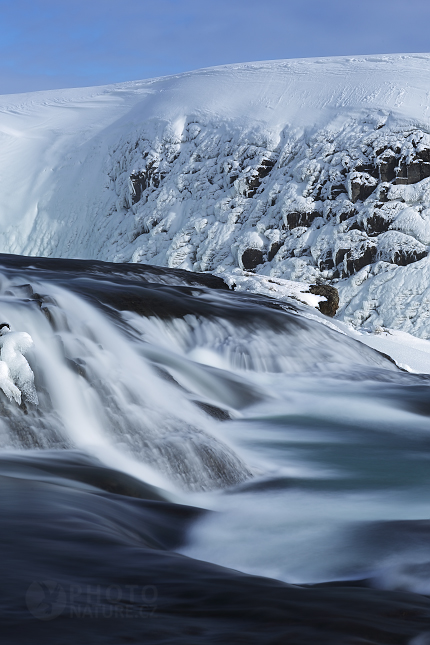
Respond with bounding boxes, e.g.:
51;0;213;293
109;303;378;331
241;248;264;270
129;159;167;204
119;120;430;288
377;150;397;182
343;242;378;277
392;247;427;265
286;211;321;229
267;241;283;262
308;284;339;317
349;172;378;203
374;145;430;186
363;208;397;236
318;252;335;272
244;158;276;197
377;232;427;266
395;159;430;185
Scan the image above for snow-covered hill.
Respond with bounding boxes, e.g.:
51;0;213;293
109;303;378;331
3;54;430;335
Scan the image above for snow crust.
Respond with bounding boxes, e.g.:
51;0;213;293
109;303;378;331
3;54;430;333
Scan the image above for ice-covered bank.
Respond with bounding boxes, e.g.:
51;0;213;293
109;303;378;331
3;55;430;334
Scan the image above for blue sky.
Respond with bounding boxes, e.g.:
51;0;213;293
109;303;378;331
1;0;430;94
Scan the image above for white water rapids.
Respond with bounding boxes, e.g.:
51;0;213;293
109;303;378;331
1;261;430;596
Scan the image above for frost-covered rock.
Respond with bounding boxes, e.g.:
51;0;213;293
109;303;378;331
376;231;427;266
0;328;38;405
2;55;430;334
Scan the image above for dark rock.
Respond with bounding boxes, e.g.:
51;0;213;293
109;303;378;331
268;241;283;262
346;219;361;232
330;184;347;199
392;248;427;266
395;158;430;185
257;158;276;178
350;173;378;203
377;151;397;183
335;248;348;266
355;163;379;179
65;358;86;378
129;160;166;204
407;162;422;184
129;170;146;204
244;175;261;197
286;211;320;229
334;234;382;276
318;253;335;271
395;162;408;185
194;401;231;421
377;232;427;267
229;173;239;185
363;210;396;236
244;158;276;197
337;207;357;224
308;284;339;317
241;248;264;270
416;147;430;162
342;242;377;277
422;162;430;180
377;184;390;202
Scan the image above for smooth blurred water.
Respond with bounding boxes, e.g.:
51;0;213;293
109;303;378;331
1;254;430;606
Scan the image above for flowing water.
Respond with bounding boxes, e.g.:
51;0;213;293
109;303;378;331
2;254;430;643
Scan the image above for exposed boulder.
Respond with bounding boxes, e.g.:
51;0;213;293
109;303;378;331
354;162;379;179
417;147;430;162
257;158;276;178
308;284;339;317
241;248;264;270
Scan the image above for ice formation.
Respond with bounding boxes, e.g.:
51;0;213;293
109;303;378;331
2;55;430;334
0;328;38;405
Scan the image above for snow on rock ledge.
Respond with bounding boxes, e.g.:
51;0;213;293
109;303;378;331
219;270;338;313
3;55;430;334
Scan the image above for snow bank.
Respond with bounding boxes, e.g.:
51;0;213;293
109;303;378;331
2;55;430;333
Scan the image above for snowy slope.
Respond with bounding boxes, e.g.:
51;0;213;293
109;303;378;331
3;55;430;334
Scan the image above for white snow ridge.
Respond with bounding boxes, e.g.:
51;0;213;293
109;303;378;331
3;54;430;334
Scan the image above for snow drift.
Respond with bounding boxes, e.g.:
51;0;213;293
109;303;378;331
3;54;430;333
